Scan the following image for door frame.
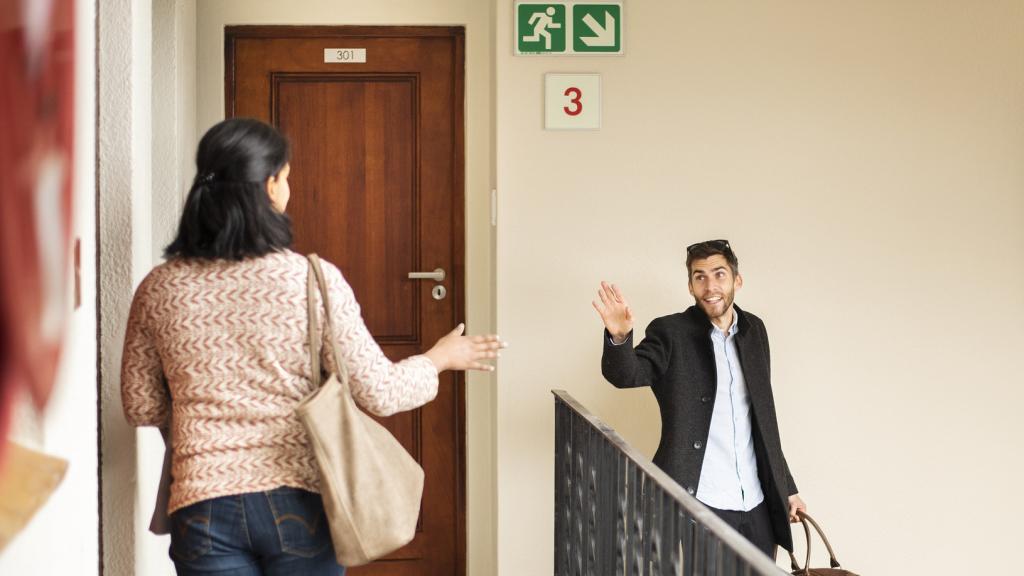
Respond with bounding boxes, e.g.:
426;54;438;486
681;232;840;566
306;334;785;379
224;25;467;574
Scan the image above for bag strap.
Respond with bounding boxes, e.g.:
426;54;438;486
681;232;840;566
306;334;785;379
789;511;843;573
789;518;813;574
305;253;348;389
802;512;842;569
306;258;321;388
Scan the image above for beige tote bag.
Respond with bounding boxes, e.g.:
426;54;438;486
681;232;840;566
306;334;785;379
296;254;425;567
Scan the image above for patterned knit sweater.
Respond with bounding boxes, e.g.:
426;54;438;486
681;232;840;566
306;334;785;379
120;250;438;514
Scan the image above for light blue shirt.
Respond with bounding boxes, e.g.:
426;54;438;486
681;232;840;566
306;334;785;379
695;309;765;511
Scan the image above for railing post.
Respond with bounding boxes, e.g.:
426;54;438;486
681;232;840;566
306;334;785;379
600;437;616;575
555;398;567;576
589;424;598;569
650;485;663;576
573;409;585;576
682;514;695;576
641;474;654;573
658;489;675;574
670;503;684;576
628;460;642;575
615;450;627;576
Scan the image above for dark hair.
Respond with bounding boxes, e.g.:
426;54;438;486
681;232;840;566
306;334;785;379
164;118;292;260
685;239;739;276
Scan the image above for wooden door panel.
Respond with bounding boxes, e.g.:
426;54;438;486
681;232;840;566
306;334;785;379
227;27;465;575
277;76;419;340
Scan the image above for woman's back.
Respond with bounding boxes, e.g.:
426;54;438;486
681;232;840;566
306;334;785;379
122;250;438;514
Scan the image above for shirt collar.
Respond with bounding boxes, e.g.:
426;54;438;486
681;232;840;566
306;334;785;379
710;306;741;338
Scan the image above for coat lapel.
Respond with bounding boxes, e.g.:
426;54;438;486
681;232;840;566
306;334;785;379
732;307;769;420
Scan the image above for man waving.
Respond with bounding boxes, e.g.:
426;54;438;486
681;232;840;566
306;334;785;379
593;239;806;557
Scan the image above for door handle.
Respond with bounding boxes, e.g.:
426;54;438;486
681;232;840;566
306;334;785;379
408;268;446;282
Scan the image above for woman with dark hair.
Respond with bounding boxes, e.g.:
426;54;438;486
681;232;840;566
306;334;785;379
121;118;504;575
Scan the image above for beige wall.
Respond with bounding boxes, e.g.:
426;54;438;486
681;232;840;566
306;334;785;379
193;1;498;574
495;1;1024;575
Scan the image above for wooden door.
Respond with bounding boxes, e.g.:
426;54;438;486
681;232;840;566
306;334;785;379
226;26;465;576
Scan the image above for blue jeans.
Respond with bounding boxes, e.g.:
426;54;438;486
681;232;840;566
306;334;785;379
170;487;345;575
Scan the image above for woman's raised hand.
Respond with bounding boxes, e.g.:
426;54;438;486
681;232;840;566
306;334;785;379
425;324;507;373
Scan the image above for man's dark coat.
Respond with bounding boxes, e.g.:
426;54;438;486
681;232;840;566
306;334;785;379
601;304;799;551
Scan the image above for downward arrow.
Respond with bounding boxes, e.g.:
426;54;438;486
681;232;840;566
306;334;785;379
580;12;615;47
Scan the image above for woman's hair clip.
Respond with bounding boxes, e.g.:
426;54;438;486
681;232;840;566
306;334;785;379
199;172;215;183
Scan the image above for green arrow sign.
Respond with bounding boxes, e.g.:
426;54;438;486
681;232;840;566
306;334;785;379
515;1;623;55
572;4;621;52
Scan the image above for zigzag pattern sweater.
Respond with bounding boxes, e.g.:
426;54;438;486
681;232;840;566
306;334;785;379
121;250;438;514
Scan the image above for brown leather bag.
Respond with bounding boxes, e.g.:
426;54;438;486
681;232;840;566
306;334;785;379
789;512;860;576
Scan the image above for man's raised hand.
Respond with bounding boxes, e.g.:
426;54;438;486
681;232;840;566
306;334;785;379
592;281;633;344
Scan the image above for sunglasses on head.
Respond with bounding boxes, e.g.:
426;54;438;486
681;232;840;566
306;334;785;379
686;239;732;253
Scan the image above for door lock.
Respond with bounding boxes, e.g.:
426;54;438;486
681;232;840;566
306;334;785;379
431;285;447;300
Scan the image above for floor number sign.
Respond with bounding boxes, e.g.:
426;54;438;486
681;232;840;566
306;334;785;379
545;74;601;130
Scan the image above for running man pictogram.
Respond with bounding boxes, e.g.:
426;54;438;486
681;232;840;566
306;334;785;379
524;6;562;50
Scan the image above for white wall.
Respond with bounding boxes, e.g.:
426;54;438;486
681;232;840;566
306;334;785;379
132;2;196;573
495;1;1024;575
98;0;160;574
152;0;195;264
0;0;99;572
93;1;198;573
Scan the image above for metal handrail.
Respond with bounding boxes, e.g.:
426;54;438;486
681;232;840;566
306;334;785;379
553;390;787;576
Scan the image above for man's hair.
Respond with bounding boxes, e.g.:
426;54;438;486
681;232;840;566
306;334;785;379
165;118;293;261
685;239;739;276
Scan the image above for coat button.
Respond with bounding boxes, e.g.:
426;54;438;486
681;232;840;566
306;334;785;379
687;486;695;495
693;441;703;450
701;396;711;403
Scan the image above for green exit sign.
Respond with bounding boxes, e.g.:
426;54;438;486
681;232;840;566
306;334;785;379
515;1;623;55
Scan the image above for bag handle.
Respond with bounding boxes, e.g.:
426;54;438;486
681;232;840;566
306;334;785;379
789;518;812;574
789;511;843;574
306;253;348;390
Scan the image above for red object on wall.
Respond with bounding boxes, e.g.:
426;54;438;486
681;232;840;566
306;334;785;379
0;0;76;458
